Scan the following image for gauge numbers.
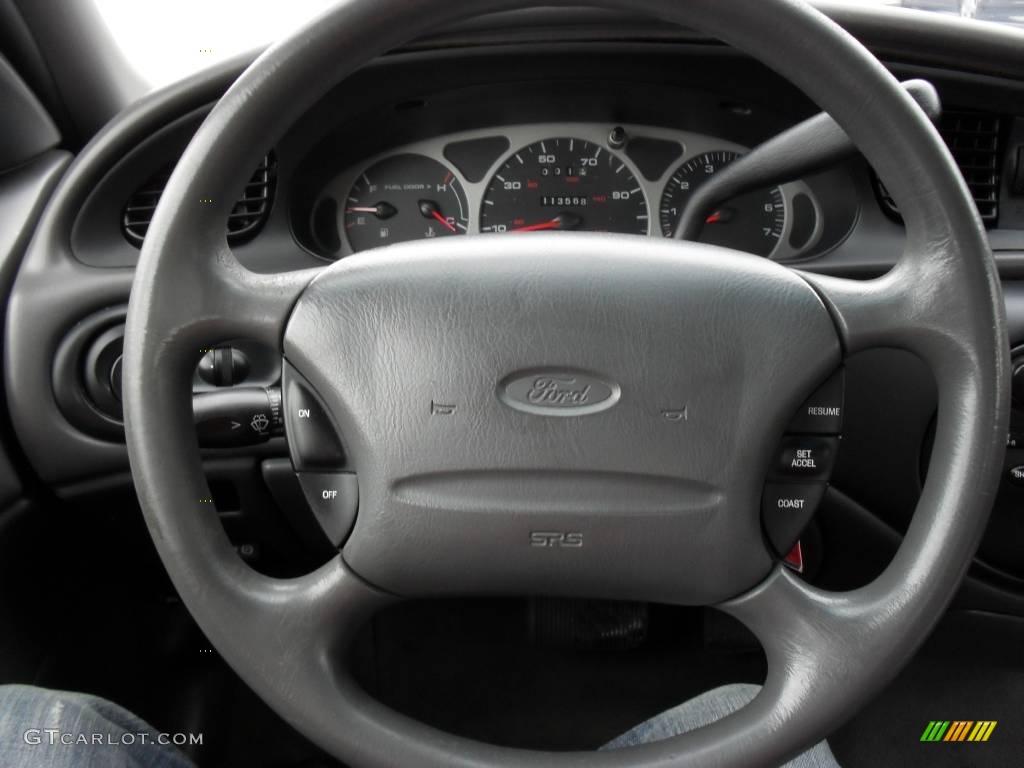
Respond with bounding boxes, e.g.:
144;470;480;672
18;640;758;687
660;150;786;258
480;138;649;235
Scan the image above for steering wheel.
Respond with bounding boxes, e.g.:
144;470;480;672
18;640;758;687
122;0;1009;765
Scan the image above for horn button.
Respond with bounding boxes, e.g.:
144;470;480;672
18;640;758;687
281;235;840;604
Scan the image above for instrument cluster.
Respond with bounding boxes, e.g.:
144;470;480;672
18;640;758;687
312;123;825;261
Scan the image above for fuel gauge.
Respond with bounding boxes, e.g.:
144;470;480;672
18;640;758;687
344;154;468;253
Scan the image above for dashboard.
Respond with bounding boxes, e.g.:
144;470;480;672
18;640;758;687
319;123;821;261
9;23;1024;614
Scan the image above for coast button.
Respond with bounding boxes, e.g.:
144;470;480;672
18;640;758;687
762;483;827;555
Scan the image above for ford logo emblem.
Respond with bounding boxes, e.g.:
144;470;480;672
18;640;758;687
498;369;621;417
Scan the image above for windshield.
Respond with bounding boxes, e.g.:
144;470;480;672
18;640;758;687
92;0;1024;91
92;0;338;89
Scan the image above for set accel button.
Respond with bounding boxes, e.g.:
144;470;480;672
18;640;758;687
772;436;838;481
761;369;845;564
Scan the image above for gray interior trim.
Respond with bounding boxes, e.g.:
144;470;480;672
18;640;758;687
410;4;1024;83
3;54;253;486
0;51;60;169
0;150;69;506
9;0;146;143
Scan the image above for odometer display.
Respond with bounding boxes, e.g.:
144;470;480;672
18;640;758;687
659;150;786;257
480;138;649;235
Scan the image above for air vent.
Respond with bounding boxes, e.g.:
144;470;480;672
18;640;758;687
122;153;276;247
875;111;1003;226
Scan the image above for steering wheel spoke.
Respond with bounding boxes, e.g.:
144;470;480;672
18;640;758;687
799;264;921;356
146;244;320;358
719;568;899;743
208;256;321;350
225;554;394;666
802;236;1003;374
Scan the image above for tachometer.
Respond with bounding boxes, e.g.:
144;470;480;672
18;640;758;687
480;138;648;235
344;154;468;253
659;150;786;257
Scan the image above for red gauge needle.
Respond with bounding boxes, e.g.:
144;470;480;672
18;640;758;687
705;208;736;225
512;220;562;232
430;209;456;233
418;200;457;233
510;212;582;232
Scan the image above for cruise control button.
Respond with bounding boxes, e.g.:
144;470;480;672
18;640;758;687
788;369;844;435
297;473;358;547
772;436;838;481
283;363;346;470
762;483;826;555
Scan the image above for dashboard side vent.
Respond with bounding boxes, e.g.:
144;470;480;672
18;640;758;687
874;110;1002;226
227;153;276;242
122;166;172;247
122;153;276;247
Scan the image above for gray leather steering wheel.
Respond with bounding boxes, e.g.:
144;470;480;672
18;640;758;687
122;0;1010;765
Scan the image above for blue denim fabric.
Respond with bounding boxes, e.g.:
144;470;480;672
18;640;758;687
602;683;840;767
0;685;195;768
1;683;837;767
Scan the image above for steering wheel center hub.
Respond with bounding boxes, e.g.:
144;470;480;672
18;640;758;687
282;234;840;603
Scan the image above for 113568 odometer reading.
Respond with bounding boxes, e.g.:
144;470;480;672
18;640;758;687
480;138;649;235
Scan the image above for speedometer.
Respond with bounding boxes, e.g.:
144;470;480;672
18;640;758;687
480;138;648;235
